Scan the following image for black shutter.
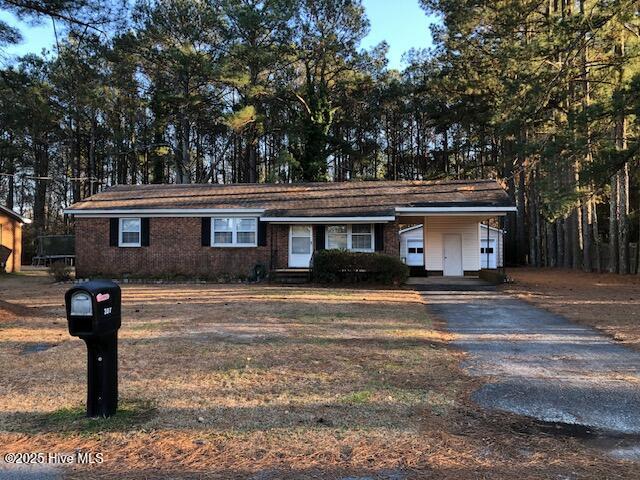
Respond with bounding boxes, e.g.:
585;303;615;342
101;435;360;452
315;225;325;250
374;223;384;252
109;218;119;247
258;220;267;246
141;218;150;246
201;217;211;246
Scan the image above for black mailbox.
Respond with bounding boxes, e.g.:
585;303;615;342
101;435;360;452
65;280;121;418
66;280;121;337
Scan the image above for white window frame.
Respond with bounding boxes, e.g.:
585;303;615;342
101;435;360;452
325;224;374;252
119;218;142;247
211;217;258;247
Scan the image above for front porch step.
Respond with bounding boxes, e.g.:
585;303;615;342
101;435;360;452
270;269;310;284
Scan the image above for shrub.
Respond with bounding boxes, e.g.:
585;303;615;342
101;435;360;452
311;249;409;285
48;261;73;282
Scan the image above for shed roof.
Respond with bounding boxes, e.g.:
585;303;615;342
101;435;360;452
66;179;513;217
0;205;31;224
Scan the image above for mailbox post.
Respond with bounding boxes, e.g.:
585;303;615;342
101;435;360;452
65;280;121;418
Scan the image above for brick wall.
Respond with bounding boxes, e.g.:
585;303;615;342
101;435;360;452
383;221;400;257
75;218;289;278
75;218;401;278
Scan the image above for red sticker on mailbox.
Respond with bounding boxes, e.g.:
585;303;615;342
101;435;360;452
96;293;110;302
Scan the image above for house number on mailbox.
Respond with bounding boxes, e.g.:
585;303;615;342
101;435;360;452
104;307;112;315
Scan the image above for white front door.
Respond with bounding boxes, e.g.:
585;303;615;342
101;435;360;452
443;234;463;276
289;225;313;268
481;239;497;269
406;239;424;266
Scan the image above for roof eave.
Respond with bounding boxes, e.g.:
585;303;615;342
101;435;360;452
0;206;31;224
64;208;266;217
396;206;516;216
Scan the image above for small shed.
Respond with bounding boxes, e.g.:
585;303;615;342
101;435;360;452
400;223;504;269
0;205;31;273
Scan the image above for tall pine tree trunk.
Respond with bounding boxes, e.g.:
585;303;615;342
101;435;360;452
582;200;592;271
564;215;572;268
557;218;565;267
592;205;601;272
5;156;14;209
547;222;557;267
615;32;629;274
516;131;528;264
609;176;619;273
33;141;49;237
618;165;629;273
579;5;592;272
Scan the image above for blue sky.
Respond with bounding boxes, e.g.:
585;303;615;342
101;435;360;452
361;0;437;68
1;1;437;69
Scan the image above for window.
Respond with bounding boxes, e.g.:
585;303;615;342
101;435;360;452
326;224;374;252
327;225;348;250
212;217;257;247
119;218;141;247
213;218;233;245
291;226;312;254
236;218;257;245
408;246;424;254
481;247;494;254
351;224;373;251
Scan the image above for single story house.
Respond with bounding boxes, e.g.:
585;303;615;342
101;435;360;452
63;179;516;279
0;205;31;273
400;223;504;272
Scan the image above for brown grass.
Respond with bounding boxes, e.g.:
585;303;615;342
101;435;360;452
503;267;640;348
0;273;637;479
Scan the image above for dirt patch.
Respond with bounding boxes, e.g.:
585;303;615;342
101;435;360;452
0;276;638;478
503;267;640;348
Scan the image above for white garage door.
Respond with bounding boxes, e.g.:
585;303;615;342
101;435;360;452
406;239;424;266
480;239;497;269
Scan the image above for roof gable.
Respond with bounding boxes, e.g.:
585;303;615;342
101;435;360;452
0;205;31;224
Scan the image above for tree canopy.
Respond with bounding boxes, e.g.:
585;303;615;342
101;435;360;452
0;0;638;272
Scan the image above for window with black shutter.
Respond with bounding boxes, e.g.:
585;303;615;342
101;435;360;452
315;225;325;250
374;224;384;252
201;218;211;246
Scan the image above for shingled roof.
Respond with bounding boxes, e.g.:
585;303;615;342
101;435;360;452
0;205;31;224
66;179;513;217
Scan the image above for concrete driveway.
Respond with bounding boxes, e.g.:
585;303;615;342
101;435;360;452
422;288;640;436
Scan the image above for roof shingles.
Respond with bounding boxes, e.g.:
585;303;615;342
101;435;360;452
67;179;513;217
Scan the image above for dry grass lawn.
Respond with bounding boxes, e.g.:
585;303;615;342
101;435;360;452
503;267;640;348
0;271;638;479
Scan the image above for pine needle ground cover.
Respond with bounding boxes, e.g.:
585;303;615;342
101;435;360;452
0;273;636;479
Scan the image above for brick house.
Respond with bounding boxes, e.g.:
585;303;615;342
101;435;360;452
0;205;31;273
64;180;515;279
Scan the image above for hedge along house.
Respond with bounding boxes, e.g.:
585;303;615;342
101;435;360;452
64;179;515;279
0;205;31;273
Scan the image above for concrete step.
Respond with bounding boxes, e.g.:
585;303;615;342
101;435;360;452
270;269;310;284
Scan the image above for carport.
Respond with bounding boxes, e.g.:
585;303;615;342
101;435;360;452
397;205;514;277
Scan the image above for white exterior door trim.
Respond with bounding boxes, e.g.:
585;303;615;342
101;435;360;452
443;233;463;276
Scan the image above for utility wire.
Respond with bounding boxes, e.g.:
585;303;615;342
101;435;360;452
0;172;102;182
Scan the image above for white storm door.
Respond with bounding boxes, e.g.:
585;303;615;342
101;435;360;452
443;234;463;276
406;239;424;266
289;225;313;268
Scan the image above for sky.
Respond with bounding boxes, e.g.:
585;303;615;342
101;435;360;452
0;0;438;70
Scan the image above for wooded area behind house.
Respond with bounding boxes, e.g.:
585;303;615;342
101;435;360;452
0;0;638;272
